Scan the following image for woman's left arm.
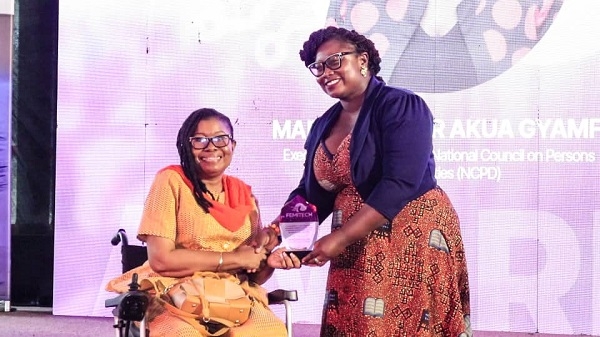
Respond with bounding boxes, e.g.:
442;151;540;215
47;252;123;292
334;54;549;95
365;92;435;220
304;92;435;264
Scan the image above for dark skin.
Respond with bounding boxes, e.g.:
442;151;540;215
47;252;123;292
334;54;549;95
146;118;301;284
299;39;390;267
252;227;303;270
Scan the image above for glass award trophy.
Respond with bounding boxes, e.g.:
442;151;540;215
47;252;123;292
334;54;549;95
278;195;319;259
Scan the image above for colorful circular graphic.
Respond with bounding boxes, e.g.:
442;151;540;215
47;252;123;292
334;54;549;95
326;0;564;93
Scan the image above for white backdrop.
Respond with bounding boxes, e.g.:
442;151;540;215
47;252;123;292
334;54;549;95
55;1;600;334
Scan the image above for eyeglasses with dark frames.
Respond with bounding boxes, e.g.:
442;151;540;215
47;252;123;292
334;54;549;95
307;51;357;77
189;134;234;150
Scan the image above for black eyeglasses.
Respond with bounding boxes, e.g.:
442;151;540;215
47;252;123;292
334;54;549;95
307;51;357;77
189;135;234;150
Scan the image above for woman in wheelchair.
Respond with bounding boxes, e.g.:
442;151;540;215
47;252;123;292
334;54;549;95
106;108;301;337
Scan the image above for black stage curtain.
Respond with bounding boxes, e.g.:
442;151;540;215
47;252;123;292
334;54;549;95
11;0;58;307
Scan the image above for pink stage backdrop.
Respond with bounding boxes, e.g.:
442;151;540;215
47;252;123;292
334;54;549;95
55;0;600;335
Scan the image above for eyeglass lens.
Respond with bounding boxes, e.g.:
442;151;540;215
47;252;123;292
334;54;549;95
190;135;231;149
308;53;345;77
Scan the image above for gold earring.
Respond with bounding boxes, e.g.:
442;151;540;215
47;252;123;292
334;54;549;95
360;66;367;77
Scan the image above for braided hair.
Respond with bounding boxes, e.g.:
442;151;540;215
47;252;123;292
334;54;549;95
299;26;383;82
176;108;234;213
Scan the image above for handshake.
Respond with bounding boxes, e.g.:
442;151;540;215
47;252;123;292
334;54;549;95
248;195;319;271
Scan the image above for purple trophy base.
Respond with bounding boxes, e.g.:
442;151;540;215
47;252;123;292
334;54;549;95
284;250;311;260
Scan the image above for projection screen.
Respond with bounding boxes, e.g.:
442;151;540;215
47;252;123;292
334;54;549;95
55;1;600;334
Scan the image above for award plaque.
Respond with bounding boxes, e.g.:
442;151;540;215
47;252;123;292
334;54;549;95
279;195;319;259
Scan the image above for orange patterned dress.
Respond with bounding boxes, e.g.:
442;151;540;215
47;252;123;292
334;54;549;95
314;135;471;337
106;168;287;337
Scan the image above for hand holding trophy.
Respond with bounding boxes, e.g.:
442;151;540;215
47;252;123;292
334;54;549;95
278;195;319;260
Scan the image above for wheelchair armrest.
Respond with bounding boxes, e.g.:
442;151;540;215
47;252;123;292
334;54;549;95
267;289;298;304
105;292;127;308
105;291;149;322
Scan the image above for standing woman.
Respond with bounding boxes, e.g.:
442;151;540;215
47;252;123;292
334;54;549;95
285;26;471;336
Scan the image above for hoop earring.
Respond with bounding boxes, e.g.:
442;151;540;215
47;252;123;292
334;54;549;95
360;66;367;77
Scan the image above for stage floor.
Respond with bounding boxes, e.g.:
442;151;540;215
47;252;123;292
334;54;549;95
0;307;597;337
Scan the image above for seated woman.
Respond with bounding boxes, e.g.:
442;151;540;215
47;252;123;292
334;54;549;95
106;108;300;337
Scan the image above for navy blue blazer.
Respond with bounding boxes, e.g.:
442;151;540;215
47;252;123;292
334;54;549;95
288;76;438;223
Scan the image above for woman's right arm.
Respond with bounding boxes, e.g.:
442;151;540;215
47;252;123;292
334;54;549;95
140;170;267;278
146;236;267;278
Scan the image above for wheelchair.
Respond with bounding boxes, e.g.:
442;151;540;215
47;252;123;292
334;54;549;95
105;229;298;337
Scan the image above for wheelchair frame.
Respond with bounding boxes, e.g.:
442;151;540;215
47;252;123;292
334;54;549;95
105;229;298;337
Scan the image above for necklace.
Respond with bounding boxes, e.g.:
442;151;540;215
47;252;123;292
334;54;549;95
207;189;223;202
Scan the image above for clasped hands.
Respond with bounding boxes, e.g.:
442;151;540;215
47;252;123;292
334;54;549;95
244;226;352;272
246;227;302;272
